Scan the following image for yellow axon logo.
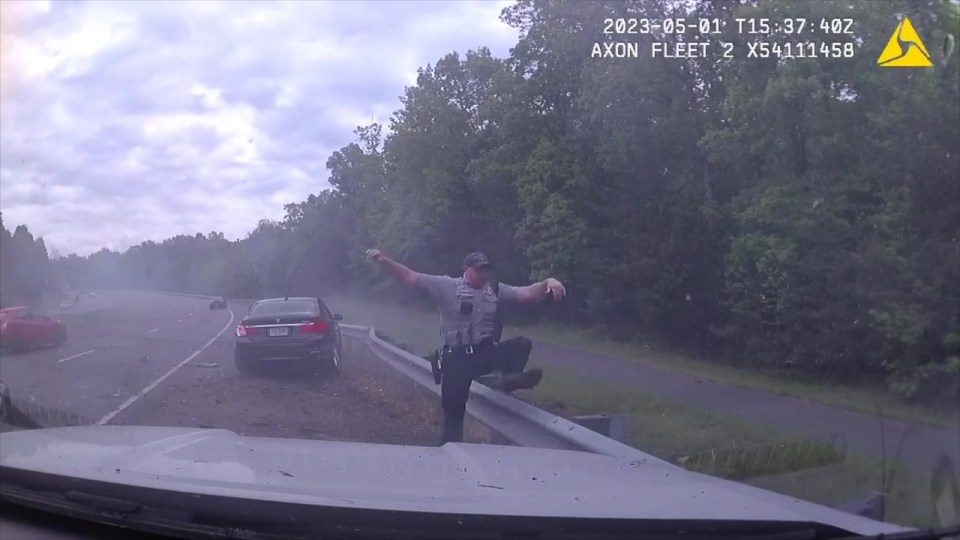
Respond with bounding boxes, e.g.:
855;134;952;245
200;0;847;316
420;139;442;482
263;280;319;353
877;17;933;67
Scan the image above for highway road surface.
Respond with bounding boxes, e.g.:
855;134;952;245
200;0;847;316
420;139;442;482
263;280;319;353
0;290;495;444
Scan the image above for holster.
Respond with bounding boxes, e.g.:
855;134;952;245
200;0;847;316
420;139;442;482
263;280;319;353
425;340;495;386
425;348;442;385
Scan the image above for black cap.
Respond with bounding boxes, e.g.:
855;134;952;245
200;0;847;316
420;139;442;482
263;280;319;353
463;252;492;268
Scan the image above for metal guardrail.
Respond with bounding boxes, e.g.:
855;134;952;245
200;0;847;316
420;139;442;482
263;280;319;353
2;395;96;429
339;323;668;464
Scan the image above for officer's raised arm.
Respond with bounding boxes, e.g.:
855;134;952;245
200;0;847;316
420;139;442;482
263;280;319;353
365;249;418;287
499;277;566;304
365;248;452;302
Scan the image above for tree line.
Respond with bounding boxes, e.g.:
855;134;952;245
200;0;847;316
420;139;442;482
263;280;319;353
33;0;960;403
0;213;54;309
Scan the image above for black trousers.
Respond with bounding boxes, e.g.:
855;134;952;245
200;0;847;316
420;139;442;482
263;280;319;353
440;336;532;443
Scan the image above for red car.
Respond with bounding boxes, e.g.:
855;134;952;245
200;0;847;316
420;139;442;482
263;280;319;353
0;307;67;351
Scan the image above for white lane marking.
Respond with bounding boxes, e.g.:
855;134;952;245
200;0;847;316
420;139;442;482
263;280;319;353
146;328;160;334
176;318;183;322
59;349;96;363
98;307;235;425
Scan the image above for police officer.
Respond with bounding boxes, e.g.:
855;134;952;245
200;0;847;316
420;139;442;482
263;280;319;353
365;248;566;443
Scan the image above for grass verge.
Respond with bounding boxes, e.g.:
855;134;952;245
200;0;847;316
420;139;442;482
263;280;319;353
521;322;957;429
520;365;936;528
326;295;957;429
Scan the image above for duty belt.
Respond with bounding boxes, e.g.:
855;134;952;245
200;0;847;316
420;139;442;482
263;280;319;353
443;340;494;355
429;340;495;385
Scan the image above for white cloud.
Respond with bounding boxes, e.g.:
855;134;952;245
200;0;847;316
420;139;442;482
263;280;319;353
0;0;518;256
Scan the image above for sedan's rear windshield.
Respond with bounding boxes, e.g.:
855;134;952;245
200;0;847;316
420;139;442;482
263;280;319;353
248;299;319;317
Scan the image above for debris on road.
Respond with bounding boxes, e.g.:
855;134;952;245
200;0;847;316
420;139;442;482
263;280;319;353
111;337;497;446
195;362;220;368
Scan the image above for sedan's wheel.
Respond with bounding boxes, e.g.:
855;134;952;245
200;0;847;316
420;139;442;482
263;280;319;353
235;354;256;376
7;336;26;353
330;349;341;374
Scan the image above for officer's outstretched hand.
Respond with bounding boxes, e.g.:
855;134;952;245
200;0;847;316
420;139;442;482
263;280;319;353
545;278;566;300
365;248;383;262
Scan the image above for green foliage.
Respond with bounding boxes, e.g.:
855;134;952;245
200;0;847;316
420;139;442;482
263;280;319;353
678;435;848;481
0;213;55;307
43;0;959;404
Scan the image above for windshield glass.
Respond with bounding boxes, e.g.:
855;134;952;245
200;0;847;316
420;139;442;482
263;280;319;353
1;0;957;536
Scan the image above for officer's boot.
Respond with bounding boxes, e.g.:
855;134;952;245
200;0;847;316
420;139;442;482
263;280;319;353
476;369;505;390
501;368;543;392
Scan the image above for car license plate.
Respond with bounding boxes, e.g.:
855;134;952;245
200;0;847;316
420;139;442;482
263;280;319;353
268;327;289;337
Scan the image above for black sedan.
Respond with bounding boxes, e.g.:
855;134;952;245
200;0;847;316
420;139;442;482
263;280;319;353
209;297;227;310
234;297;343;375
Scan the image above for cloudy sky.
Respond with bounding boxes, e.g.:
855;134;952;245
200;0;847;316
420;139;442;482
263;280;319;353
0;0;517;256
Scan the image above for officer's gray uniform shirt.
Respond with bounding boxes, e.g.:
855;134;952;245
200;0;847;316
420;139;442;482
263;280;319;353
413;273;520;346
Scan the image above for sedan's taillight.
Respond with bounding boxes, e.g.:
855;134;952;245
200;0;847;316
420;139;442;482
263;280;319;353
300;320;327;333
236;324;255;337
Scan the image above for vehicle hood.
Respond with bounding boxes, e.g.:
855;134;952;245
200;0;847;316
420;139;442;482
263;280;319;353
0;425;908;534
